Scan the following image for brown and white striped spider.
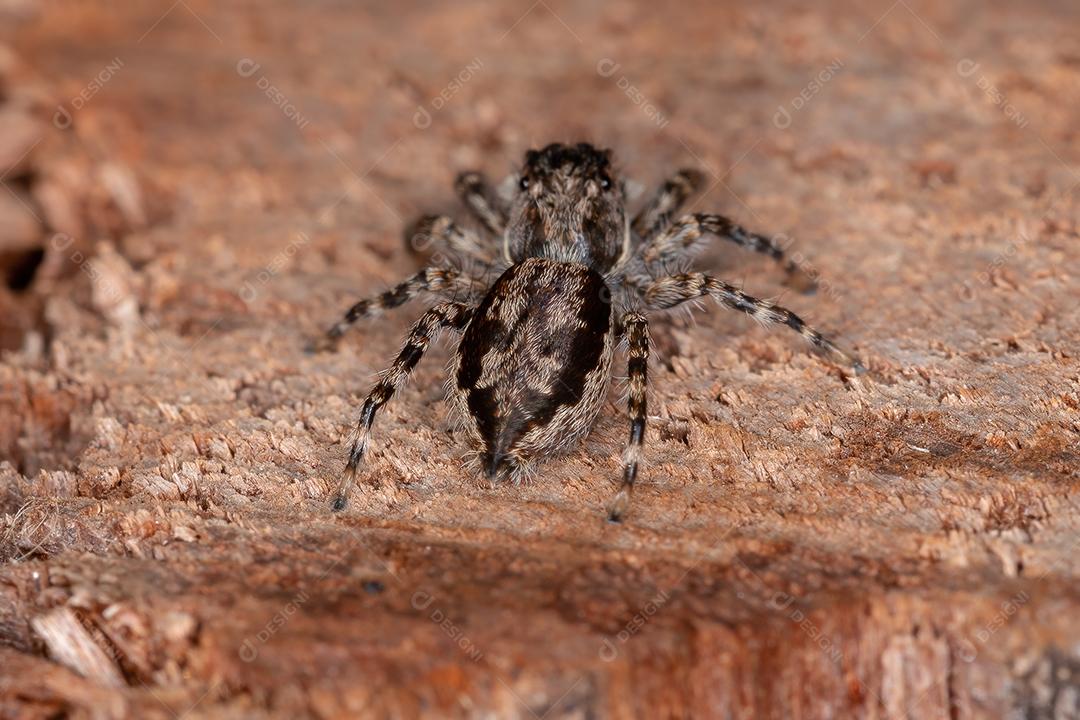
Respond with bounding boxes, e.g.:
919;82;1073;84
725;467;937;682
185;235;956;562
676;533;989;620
319;142;863;522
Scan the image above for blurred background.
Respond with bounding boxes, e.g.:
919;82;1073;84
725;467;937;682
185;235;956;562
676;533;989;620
1;1;1078;718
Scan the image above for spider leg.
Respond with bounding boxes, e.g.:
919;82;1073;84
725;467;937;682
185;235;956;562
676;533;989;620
644;272;864;373
332;301;474;510
404;214;493;265
455;171;506;236
607;312;650;523
641;213;816;291
318;267;479;349
632;169;704;240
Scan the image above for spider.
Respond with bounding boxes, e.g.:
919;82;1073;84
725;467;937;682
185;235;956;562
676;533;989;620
320;142;863;522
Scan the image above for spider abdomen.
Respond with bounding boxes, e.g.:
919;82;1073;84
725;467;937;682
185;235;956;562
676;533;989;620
448;257;614;480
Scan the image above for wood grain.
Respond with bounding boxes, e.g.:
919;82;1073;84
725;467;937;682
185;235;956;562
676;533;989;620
1;1;1078;717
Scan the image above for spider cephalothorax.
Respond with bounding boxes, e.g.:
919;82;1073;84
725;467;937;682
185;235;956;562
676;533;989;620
506;143;627;272
320;142;863;521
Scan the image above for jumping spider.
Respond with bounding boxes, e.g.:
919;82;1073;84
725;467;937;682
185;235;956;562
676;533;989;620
321;142;863;521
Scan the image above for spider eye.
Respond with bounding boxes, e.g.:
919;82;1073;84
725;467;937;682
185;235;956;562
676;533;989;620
599;177;611;190
519;177;530;190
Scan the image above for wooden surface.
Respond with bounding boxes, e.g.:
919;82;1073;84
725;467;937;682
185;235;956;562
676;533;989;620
1;1;1079;717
